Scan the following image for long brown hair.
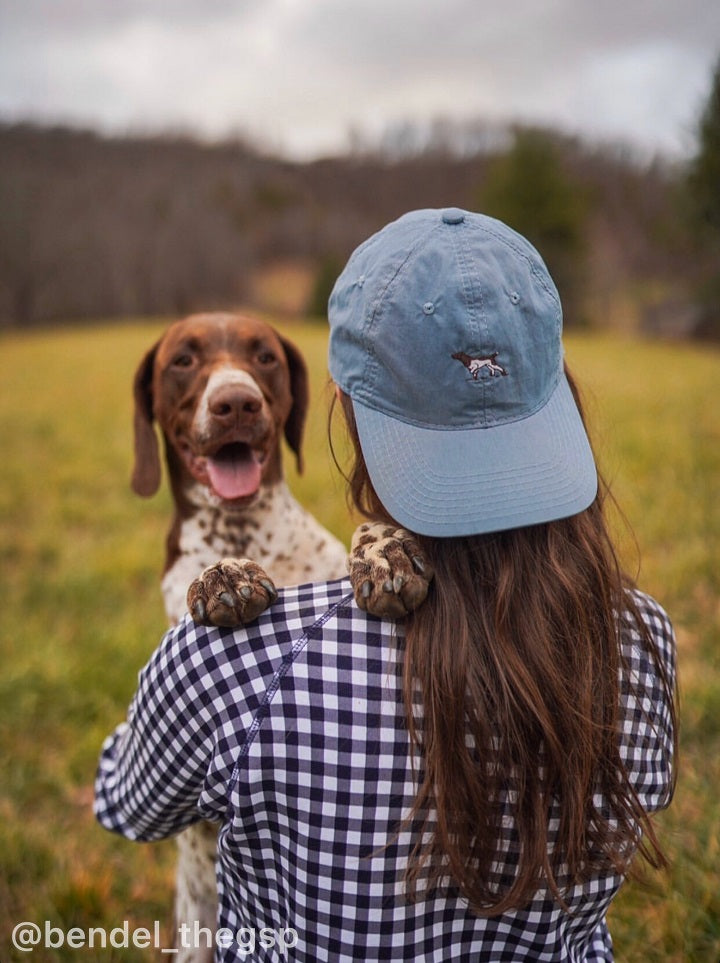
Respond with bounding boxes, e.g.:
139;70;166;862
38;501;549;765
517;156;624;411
330;369;676;915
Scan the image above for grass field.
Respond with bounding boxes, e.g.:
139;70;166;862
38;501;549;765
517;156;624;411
1;319;719;961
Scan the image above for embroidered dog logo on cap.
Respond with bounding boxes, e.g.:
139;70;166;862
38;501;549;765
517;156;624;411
452;351;508;379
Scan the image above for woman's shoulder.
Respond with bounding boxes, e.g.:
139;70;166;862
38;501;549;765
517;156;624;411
620;587;676;678
158;577;354;677
617;587;677;810
272;576;354;615
624;587;673;633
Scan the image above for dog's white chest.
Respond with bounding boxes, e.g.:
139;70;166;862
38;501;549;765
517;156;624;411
161;481;347;623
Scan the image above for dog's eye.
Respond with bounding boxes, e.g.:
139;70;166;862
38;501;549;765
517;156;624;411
256;350;277;366
172;353;194;368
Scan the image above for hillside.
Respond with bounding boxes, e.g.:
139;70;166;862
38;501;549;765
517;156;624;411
0;122;703;333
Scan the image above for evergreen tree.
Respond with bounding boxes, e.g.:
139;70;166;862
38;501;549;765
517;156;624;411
307;254;344;320
688;54;720;235
477;128;588;327
687;54;720;338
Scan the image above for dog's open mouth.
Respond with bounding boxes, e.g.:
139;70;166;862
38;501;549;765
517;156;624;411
205;442;264;501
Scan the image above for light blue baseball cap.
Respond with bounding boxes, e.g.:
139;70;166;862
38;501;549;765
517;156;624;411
328;208;597;537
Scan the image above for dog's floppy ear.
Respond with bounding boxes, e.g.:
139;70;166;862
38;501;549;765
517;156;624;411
278;332;309;475
131;342;162;496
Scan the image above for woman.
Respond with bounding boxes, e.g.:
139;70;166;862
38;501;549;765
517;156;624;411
95;209;676;961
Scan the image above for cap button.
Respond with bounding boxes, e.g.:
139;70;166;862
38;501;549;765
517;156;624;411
442;208;465;225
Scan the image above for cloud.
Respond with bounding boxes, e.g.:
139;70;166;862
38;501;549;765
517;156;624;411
0;0;717;158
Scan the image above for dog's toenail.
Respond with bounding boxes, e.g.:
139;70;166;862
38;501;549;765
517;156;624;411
259;579;278;602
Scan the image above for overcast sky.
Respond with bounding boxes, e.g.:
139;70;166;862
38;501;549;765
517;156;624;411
0;0;718;160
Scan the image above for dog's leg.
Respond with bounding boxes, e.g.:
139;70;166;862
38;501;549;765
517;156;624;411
174;823;220;963
187;558;278;627
187;524;434;628
348;523;434;618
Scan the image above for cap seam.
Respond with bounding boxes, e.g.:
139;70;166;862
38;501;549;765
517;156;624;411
449;218;488;426
473;221;562;326
360;220;444;403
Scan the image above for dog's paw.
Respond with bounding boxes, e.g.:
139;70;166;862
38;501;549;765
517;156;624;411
187;558;278;628
348;523;434;619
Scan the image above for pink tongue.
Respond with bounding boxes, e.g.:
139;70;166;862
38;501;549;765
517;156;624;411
206;448;262;500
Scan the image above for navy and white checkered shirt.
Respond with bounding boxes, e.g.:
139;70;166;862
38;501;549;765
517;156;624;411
95;578;675;962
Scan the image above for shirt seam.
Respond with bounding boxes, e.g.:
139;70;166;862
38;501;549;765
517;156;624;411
225;591;355;799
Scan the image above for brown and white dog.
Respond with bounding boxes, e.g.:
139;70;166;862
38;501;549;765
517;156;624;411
132;312;350;624
132;312;431;960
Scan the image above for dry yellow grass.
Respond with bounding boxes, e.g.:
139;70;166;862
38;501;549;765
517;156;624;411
0;321;718;961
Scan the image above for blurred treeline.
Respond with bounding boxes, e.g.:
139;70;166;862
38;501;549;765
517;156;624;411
1;59;718;337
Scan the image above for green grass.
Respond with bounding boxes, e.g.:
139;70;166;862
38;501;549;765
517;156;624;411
1;321;718;961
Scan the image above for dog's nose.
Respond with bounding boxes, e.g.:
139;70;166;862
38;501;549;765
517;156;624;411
208;385;263;424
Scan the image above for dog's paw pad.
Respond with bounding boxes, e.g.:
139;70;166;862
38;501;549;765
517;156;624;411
187;558;278;627
348;523;434;619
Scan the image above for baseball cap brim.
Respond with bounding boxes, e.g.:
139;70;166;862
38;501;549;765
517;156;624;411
352;371;598;537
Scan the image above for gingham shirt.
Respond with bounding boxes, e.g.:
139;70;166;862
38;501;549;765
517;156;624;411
95;578;675;962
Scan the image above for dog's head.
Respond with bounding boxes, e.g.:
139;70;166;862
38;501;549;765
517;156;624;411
131;312;309;506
